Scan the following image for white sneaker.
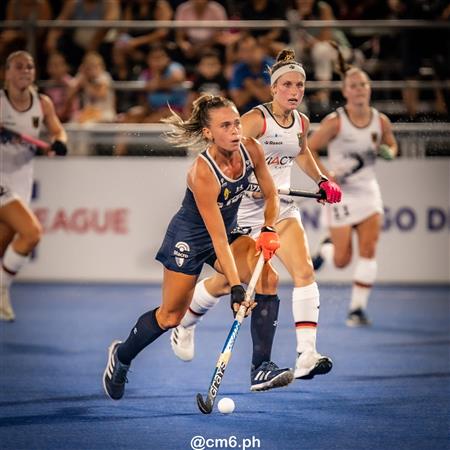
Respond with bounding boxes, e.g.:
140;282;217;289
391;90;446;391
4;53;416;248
294;351;333;379
170;325;195;361
0;286;15;322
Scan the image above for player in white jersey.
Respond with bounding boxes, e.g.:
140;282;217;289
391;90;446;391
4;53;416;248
0;50;68;321
309;45;397;327
171;49;342;381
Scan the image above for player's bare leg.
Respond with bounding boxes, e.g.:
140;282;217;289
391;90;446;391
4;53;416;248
0;200;42;321
275;218;333;379
347;213;381;326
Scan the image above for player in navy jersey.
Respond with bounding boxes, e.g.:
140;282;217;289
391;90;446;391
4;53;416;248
0;50;67;321
103;94;294;400
171;49;342;383
309;45;398;327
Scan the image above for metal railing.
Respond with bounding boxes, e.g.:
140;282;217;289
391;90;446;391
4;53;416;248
57;122;450;158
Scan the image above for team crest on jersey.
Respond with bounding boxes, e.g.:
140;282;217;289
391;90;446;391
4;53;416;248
297;132;303;147
224;187;231;200
174;241;190;267
371;132;378;144
32;116;40;128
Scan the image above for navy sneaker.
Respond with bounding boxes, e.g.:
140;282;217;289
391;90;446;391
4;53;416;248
312;237;332;271
250;361;294;392
103;340;130;400
346;308;371;327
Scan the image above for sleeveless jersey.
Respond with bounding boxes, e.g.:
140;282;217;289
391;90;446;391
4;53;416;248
237;104;305;235
249;103;304;190
0;88;43;202
327;107;382;195
323;107;384;227
156;144;254;275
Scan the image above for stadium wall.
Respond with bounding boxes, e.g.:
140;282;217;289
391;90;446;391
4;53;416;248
19;158;449;284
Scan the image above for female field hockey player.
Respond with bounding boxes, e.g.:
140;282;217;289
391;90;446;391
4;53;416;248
309;44;398;326
171;49;342;382
103;94;295;400
0;50;68;321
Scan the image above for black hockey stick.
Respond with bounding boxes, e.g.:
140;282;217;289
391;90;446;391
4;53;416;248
247;183;326;200
196;253;265;414
0;125;50;151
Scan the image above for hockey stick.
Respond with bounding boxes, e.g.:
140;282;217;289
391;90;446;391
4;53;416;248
0;125;50;151
247;183;326;200
196;253;265;414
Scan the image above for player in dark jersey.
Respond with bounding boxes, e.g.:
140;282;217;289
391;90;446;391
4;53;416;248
103;95;292;400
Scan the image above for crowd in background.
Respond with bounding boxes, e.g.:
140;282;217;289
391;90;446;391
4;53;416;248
1;0;449;126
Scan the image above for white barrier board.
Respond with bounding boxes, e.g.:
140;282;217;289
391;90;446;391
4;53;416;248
20;158;449;283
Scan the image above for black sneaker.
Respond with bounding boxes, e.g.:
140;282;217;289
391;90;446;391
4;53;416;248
346;308;371;327
312;237;332;271
103;340;130;400
250;361;294;392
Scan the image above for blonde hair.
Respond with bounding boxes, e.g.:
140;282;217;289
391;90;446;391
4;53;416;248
163;94;236;152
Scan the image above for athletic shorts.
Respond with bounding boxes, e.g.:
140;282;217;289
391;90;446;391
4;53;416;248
156;213;248;276
322;180;383;228
237;193;302;238
0;185;19;207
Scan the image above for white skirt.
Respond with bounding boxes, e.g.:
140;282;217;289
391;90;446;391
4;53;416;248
322;179;383;228
238;193;302;238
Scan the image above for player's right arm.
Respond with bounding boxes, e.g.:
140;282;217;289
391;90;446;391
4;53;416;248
188;158;241;288
308;112;340;180
241;108;265;139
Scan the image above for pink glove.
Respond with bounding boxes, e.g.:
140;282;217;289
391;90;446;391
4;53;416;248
318;178;342;203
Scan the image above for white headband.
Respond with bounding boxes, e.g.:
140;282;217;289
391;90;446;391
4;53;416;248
271;63;306;85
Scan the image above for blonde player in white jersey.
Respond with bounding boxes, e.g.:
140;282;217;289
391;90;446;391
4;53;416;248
171;49;342;381
0;50;68;321
309;45;398;327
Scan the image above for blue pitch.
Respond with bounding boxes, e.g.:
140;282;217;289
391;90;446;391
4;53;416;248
0;283;448;450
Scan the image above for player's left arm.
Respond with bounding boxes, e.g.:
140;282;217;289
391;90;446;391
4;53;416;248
295;113;341;203
379;113;398;160
244;136;279;228
40;94;68;155
294;113;326;183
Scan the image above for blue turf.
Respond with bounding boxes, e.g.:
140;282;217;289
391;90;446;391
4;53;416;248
0;283;448;450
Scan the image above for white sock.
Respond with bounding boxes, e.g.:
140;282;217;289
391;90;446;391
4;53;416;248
180;278;221;328
1;245;29;288
320;242;334;265
292;282;320;354
350;257;377;312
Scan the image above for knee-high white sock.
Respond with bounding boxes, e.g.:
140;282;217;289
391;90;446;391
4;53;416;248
350;257;377;312
1;245;29;288
320;241;334;265
292;282;320;354
180;278;221;328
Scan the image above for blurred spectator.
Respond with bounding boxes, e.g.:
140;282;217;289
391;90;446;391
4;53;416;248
237;0;289;57
183;49;228;117
287;0;354;113
0;0;52;77
43;51;79;122
121;43;187;123
113;0;173;73
45;0;120;69
228;34;273;114
66;51;116;123
399;0;449;118
174;0;239;71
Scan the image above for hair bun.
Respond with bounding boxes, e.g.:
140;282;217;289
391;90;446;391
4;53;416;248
276;48;296;63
